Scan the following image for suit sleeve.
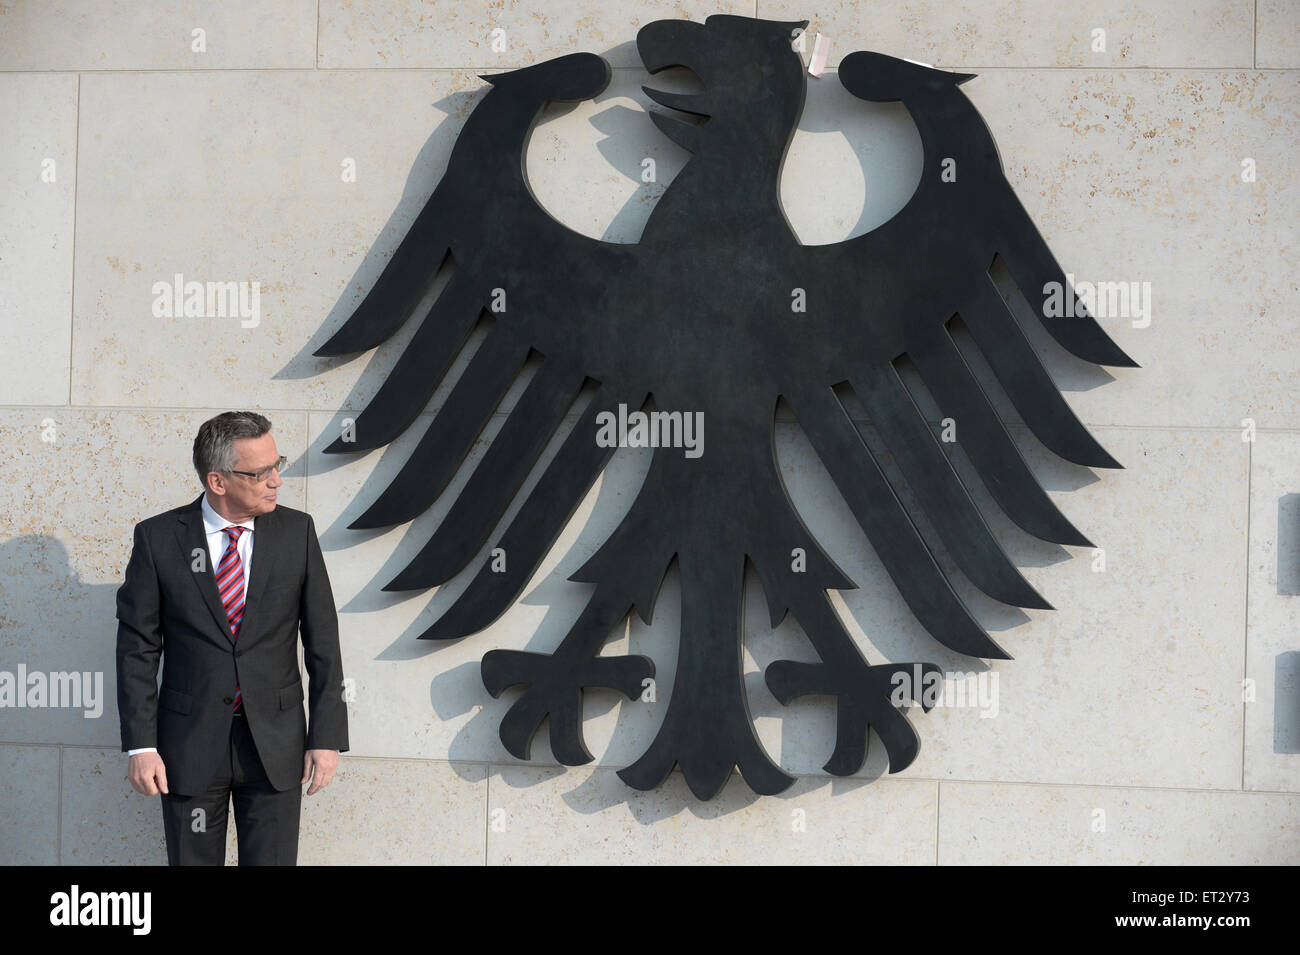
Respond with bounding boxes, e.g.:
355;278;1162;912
300;514;349;752
116;522;163;752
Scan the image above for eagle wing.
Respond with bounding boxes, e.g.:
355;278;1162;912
779;54;1138;662
316;54;646;638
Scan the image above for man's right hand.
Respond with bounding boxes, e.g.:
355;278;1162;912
128;752;169;795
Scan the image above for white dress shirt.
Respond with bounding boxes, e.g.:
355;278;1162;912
127;494;256;758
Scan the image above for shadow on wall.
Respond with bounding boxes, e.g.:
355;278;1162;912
0;535;166;864
0;535;120;743
1277;493;1299;755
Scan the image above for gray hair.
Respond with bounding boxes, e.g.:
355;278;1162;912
193;411;272;486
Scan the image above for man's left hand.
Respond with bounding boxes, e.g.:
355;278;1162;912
302;749;339;795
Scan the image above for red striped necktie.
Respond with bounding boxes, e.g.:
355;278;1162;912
216;525;247;711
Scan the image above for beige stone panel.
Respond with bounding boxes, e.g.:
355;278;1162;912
962;70;1298;430
0;409;306;746
486;762;937;864
71;70;484;410
0;74;76;406
763;426;1247;790
1244;430;1300;793
0;0;316;70
63;750;484;865
1257;0;1300;68
60;746;167;864
318;0;755;69
0;744;60;864
759;0;1253;68
938;780;1300;863
295;757;486;864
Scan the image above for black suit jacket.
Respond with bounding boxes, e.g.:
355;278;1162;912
116;494;349;794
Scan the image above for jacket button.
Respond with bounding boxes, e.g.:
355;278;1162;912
222;695;234;704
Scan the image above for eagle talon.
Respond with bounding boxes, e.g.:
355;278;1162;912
766;659;942;776
482;649;654;764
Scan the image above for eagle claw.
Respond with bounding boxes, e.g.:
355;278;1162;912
766;659;942;776
481;649;654;765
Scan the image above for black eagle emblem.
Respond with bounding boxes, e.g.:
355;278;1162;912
312;14;1137;799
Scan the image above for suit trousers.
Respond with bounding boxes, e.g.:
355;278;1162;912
159;712;301;865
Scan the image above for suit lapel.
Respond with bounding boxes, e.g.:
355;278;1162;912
238;505;278;647
174;494;238;645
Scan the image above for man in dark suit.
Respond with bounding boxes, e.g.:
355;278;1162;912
116;411;349;865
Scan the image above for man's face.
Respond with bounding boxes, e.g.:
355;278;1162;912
207;433;282;521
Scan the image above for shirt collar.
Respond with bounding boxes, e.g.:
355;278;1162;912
201;493;256;537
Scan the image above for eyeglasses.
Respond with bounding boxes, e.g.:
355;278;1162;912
227;455;287;483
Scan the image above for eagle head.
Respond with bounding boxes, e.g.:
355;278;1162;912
637;15;809;154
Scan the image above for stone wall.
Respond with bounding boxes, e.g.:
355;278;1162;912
1;0;1297;864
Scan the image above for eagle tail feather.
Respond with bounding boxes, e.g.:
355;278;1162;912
395;361;588;585
909;329;1093;546
411;387;633;635
998;204;1140;368
960;273;1123;469
358;329;531;537
326;273;483;457
849;367;1052;609
790;385;1011;660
